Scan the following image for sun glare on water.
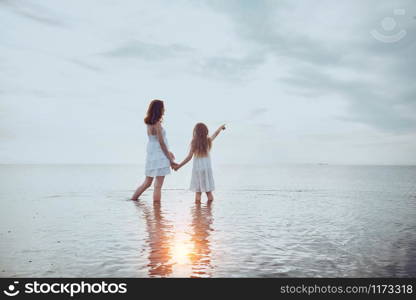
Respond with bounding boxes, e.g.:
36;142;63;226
172;238;192;265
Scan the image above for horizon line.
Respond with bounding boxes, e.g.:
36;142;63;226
1;162;415;167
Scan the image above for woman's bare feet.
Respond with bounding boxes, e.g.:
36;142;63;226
131;177;154;201
195;192;202;202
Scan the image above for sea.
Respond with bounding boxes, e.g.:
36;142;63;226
0;164;415;278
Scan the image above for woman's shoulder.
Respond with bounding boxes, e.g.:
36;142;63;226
147;123;158;134
149;122;164;133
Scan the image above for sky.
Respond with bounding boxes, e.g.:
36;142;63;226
1;0;416;165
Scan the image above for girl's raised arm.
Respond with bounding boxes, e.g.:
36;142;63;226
211;124;226;141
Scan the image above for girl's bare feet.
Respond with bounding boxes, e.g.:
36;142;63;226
206;192;214;202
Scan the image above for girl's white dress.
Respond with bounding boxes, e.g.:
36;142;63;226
190;155;215;192
145;127;171;177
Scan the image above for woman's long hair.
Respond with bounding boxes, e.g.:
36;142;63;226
191;123;212;158
144;100;165;125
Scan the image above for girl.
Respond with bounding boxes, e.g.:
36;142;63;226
174;123;226;202
131;100;177;202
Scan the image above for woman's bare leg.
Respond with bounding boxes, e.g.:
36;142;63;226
206;192;214;202
195;192;202;203
153;176;165;202
131;177;154;201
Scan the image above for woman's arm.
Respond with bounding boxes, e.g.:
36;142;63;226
155;123;174;163
175;148;194;170
211;124;226;141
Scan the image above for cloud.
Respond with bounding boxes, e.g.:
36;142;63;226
67;58;102;72
206;0;343;66
1;0;66;27
281;65;416;132
248;108;268;118
102;40;194;60
191;53;265;81
205;0;416;133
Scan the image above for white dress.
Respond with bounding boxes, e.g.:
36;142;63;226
190;155;215;192
145;127;171;177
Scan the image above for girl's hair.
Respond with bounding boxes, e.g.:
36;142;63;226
191;123;212;157
144;99;165;125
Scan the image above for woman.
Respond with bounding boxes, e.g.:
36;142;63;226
132;100;177;202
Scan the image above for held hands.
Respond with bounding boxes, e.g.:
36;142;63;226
168;152;182;171
171;162;179;171
168;152;179;171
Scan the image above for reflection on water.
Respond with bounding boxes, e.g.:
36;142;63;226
136;201;213;278
136;201;174;277
137;202;213;278
190;201;213;278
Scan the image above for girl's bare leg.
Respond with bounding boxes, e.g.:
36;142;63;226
131;177;154;201
206;192;214;202
153;176;165;202
195;192;202;203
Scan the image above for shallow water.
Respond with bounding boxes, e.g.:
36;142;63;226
0;164;415;277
